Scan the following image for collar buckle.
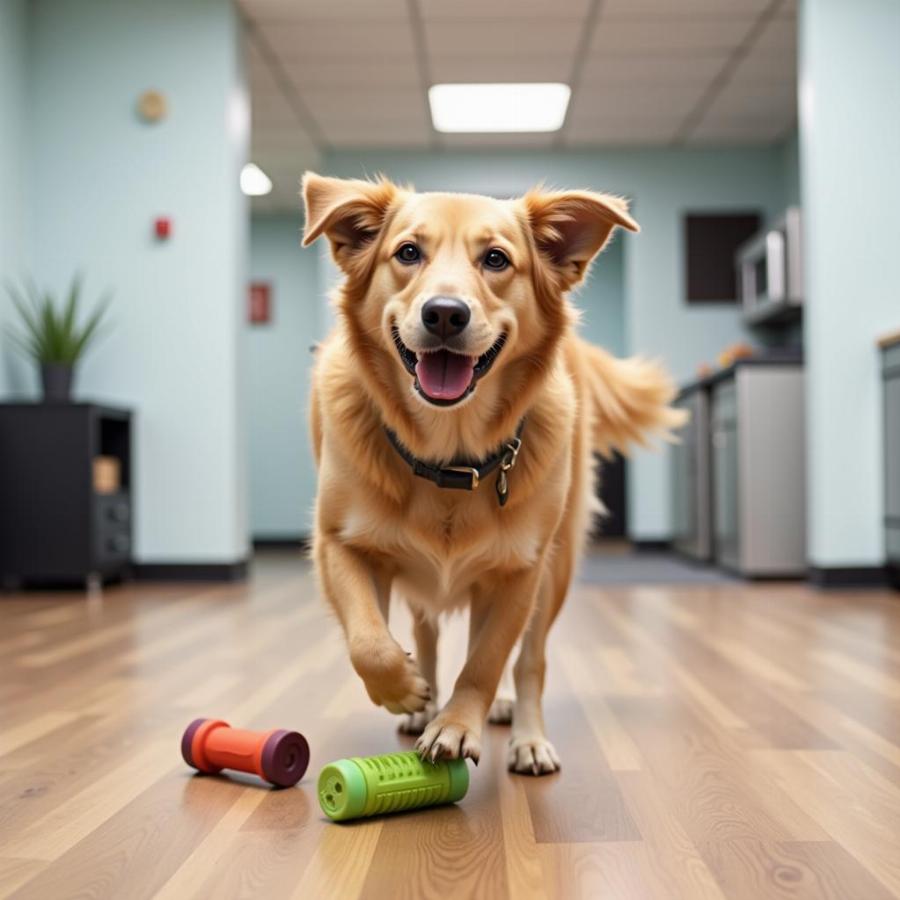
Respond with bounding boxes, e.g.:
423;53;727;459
443;465;480;490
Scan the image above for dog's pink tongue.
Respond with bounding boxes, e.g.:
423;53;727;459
415;350;476;401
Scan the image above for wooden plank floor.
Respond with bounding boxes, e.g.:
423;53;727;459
1;552;900;899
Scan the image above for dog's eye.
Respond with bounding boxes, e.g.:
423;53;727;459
395;243;421;265
483;248;510;271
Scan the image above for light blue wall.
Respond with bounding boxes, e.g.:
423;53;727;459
800;0;900;567
781;129;801;207
20;0;249;563
245;214;318;537
0;0;30;395
321;147;785;539
578;236;625;357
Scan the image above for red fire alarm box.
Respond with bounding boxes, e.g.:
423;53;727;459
248;282;272;324
154;217;172;240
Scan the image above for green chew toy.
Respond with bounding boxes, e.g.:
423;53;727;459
318;750;469;822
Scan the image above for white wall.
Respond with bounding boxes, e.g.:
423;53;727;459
23;0;249;564
800;0;900;568
0;0;30;396
245;214;319;538
322;148;785;540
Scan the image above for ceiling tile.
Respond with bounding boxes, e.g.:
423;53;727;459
251;149;321;171
429;55;572;83
242;0;799;155
257;20;416;61
438;132;557;149
686;115;793;144
565;117;681;145
282;57;420;89
591;18;756;54
780;0;798;14
251;92;296;121
252;125;319;154
752;12;797;56
240;0;408;21
731;45;796;83
320;120;432;148
703;79;796;121
568;84;705;121
300;88;427;126
419;0;590;19
579;53;728;86
424;20;583;58
602;0;769;16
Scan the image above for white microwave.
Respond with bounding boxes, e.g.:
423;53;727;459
736;207;803;326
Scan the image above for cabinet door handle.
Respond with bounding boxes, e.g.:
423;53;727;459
108;503;129;523
107;534;130;553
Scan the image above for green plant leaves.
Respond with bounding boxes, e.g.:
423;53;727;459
4;274;112;365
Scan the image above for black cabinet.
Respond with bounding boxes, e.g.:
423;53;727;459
0;404;133;587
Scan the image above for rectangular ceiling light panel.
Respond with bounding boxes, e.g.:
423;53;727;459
429;83;571;133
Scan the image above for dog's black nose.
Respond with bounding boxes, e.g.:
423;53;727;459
421;296;471;338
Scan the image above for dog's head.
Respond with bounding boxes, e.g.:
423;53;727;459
302;173;638;412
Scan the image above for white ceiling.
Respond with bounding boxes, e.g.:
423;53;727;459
240;0;797;211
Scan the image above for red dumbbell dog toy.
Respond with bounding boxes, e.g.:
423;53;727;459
181;718;309;788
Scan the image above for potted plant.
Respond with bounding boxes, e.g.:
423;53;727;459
5;275;111;403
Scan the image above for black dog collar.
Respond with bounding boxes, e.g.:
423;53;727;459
383;420;525;507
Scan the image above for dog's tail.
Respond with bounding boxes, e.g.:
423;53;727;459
576;337;687;458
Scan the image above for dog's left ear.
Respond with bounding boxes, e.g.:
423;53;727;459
523;189;639;289
302;172;400;273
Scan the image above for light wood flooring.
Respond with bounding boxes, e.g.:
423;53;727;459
1;552;900;899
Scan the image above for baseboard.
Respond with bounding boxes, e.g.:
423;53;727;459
252;536;310;552
131;560;248;582
630;539;671;553
808;565;889;588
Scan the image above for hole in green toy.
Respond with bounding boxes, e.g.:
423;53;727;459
334;783;343;793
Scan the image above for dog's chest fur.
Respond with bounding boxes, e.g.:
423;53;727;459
339;485;548;612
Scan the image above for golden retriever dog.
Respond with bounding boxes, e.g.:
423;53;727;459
302;173;683;774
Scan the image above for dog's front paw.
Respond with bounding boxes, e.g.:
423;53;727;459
350;638;431;714
415;712;481;765
398;700;437;735
508;735;561;775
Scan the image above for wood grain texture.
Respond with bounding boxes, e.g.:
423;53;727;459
1;551;899;899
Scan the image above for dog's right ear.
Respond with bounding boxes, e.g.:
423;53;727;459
302;173;399;273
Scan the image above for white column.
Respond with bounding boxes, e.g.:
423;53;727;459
800;0;900;567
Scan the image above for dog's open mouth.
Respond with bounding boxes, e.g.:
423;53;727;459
392;327;506;407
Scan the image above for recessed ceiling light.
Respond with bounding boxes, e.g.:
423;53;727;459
240;163;272;196
428;83;571;133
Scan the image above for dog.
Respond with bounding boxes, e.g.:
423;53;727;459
301;173;683;774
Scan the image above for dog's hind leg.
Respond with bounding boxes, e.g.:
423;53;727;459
399;611;439;734
508;559;570;775
487;647;517;725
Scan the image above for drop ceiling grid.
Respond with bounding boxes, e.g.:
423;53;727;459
239;0;797;208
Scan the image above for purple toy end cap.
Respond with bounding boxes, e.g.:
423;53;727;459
260;730;309;787
181;718;208;770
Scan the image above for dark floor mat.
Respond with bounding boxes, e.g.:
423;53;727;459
579;552;738;585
